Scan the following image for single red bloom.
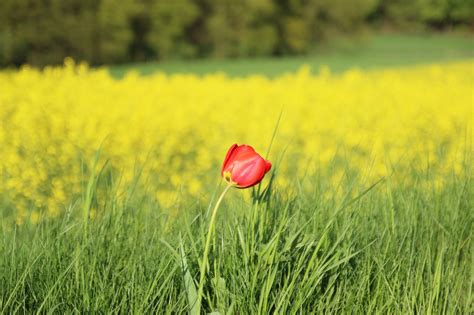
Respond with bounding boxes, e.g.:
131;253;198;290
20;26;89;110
221;144;272;188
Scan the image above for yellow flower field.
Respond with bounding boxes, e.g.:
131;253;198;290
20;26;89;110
0;59;472;223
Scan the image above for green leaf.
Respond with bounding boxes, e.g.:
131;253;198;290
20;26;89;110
180;236;199;315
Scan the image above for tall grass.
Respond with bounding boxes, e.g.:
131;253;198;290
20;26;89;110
0;154;471;314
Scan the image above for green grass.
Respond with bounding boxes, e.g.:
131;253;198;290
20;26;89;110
108;33;474;78
1;155;472;313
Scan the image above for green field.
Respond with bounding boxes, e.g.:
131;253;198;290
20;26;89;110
1;33;473;313
1;166;472;313
109;34;474;77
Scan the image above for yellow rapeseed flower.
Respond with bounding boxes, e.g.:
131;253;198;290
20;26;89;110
0;60;471;221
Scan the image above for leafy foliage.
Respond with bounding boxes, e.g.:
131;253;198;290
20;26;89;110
0;0;472;66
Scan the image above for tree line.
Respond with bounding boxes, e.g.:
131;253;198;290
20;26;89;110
0;0;472;66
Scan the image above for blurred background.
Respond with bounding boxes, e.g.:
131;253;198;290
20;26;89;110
0;0;472;71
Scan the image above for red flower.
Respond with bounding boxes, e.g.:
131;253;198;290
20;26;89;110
221;144;272;188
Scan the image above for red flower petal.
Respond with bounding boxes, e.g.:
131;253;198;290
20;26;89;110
265;160;272;173
231;156;266;188
221;144;238;174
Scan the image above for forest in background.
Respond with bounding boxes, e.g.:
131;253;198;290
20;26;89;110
0;0;472;67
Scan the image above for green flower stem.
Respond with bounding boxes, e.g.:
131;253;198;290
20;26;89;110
195;183;233;313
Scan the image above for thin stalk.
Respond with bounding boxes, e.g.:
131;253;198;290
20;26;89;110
195;183;233;313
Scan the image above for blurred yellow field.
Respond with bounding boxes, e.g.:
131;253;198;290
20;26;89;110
0;60;472;222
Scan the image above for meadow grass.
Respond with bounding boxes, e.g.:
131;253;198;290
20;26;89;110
108;33;474;78
1;153;471;313
0;45;472;313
